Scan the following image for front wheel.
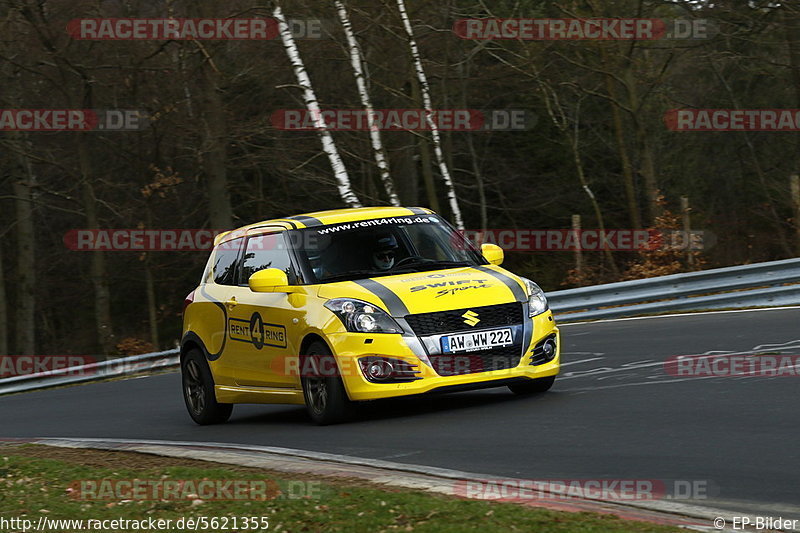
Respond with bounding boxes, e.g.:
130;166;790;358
301;342;355;425
508;375;556;395
182;349;233;425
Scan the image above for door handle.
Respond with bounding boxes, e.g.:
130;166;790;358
225;297;238;309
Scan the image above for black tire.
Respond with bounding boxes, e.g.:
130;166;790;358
301;342;354;425
182;349;233;425
508;375;556;395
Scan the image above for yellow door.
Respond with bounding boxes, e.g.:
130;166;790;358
229;231;303;388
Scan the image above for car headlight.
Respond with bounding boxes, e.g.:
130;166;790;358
520;277;548;317
324;298;403;334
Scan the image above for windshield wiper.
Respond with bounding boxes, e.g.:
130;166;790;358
320;270;385;283
426;260;473;267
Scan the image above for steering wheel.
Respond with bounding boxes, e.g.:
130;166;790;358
392;255;428;269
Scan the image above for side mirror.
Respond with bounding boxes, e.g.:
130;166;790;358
481;243;504;266
249;268;290;293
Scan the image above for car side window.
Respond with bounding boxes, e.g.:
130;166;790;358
212;238;244;286
240;233;296;284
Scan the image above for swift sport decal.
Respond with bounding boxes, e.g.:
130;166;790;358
228;312;287;349
409;278;492;297
400;271;472;283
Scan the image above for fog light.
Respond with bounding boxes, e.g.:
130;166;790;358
542;339;556;359
367;360;393;380
530;335;558;365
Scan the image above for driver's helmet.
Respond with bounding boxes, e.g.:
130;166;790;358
372;235;398;270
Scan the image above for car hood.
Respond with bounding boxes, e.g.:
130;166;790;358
316;266;527;316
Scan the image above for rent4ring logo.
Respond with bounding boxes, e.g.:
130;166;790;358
228;312;288;350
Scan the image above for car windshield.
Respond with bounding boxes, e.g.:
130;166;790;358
289;215;486;283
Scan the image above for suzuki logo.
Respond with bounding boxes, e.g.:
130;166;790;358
462;310;480;327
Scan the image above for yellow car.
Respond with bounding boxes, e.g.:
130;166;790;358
181;207;560;424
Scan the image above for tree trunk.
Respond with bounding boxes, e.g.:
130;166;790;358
13;153;36;355
197;63;234;230
396;0;463;228
145;255;159;348
335;0;399;206
274;2;361;208
569;119;619;276
0;241;7;355
622;68;660;224
601;47;641;229
77;134;115;354
410;75;440;212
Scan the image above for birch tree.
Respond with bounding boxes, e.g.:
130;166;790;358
335;0;400;206
273;3;361;208
396;0;463;228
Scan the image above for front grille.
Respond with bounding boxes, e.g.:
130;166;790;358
405;302;522;336
429;345;523;376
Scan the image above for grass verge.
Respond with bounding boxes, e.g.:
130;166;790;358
0;444;686;533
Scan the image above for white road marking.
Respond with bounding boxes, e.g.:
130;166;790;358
558;357;605;367
558;305;800;326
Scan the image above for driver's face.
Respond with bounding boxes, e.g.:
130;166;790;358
373;250;395;270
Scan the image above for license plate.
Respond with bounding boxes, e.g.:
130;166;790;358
441;328;513;353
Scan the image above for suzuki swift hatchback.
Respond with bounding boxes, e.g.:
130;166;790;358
181;207;560;424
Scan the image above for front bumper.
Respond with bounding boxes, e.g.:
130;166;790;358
328;310;560;401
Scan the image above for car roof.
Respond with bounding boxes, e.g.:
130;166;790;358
214;206;435;246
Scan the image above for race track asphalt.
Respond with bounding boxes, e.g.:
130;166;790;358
2;308;799;519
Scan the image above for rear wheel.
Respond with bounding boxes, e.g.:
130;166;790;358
182;349;233;425
301;342;354;425
508;375;556;395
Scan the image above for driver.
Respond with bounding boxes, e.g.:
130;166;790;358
371;235;398;270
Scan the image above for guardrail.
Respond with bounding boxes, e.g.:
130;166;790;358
0;349;179;395
3;258;800;395
547;257;800;322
